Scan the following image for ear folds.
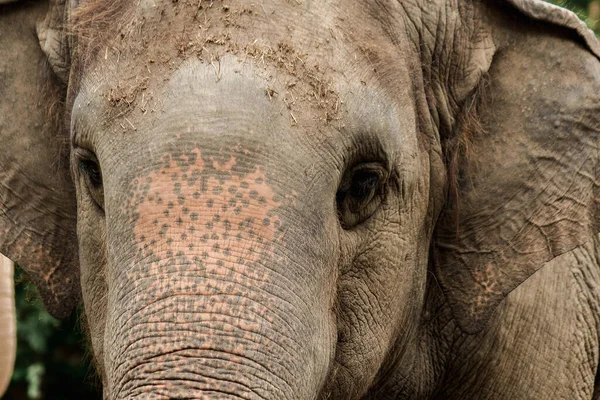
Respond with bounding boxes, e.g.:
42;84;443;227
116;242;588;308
37;0;71;83
434;0;600;333
507;0;600;57
0;0;79;319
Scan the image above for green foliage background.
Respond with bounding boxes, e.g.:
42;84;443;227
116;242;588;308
3;1;599;399
4;269;100;399
550;0;600;33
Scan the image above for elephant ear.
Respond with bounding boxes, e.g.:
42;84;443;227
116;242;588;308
0;0;79;319
434;0;600;333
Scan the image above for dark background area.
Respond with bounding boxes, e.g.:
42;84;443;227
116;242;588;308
4;269;101;399
2;1;598;399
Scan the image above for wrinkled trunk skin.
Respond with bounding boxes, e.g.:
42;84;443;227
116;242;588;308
100;138;337;399
0;254;15;397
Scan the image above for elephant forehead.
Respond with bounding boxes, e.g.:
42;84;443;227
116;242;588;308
69;0;359;132
161;57;281;120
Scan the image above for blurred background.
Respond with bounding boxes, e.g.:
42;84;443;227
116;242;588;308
3;269;99;399
554;0;600;33
2;1;599;399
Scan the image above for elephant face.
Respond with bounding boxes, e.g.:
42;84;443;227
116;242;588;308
1;0;599;399
70;6;431;396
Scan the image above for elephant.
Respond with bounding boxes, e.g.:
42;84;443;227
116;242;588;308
1;0;600;398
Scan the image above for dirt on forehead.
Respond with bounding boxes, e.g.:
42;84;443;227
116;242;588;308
71;0;345;126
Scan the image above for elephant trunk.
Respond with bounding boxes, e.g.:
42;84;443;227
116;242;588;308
0;254;15;397
102;147;337;399
106;252;334;399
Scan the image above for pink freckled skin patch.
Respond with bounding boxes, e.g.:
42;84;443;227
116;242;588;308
130;149;280;290
210;154;238;172
130;147;281;275
119;145;287;345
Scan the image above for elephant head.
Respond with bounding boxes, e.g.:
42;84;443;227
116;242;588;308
1;0;599;399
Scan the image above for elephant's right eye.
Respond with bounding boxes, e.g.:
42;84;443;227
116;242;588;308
75;150;105;211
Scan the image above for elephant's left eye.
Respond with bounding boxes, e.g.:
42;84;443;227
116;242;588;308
80;159;102;188
337;163;387;228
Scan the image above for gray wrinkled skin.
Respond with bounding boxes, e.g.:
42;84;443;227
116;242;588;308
1;0;600;399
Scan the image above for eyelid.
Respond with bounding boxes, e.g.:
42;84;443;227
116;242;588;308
73;146;99;161
73;147;105;211
72;147;102;181
350;163;387;183
70;116;97;151
339;163;387;191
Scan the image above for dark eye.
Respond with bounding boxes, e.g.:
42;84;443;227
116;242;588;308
75;149;104;211
348;170;380;209
80;159;103;188
337;164;386;228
